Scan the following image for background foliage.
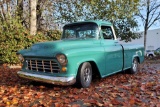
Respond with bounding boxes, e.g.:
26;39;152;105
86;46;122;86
0;0;62;64
3;0;158;64
54;0;141;42
0;17;61;64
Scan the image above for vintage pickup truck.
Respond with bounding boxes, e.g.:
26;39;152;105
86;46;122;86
17;20;144;88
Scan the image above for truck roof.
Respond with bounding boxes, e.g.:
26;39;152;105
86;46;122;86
65;20;113;27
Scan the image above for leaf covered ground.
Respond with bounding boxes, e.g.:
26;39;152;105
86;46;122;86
0;60;160;107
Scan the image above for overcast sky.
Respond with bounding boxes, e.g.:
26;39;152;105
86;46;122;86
137;0;160;31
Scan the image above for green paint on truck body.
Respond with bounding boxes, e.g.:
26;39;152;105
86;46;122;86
17;20;144;86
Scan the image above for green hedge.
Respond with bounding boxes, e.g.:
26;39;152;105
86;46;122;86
0;18;62;64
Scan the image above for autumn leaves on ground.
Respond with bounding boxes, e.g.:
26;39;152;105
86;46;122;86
0;60;160;107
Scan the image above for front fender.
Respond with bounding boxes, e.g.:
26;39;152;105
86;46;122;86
64;47;106;77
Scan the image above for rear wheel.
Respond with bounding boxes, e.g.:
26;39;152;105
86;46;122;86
129;58;139;74
148;54;153;59
76;62;92;88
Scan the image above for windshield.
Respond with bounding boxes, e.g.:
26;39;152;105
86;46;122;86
62;22;99;39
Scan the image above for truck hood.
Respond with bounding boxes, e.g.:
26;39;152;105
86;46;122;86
20;39;97;57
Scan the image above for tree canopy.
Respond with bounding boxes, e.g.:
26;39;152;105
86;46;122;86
0;0;143;41
54;0;141;42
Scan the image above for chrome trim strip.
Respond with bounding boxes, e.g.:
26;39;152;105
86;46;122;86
36;60;38;71
30;60;32;70
50;61;53;73
111;26;117;40
17;71;76;86
42;60;44;72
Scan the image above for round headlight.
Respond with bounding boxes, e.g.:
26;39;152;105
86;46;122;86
56;54;67;65
18;54;24;62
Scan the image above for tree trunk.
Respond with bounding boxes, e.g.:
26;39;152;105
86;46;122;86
7;1;11;19
144;30;147;51
37;0;42;31
143;0;150;51
17;0;23;21
30;0;37;35
0;3;6;21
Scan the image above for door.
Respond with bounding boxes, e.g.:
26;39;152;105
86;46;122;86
101;26;123;76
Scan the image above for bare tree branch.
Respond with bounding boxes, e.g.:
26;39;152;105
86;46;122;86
148;5;159;24
149;3;160;13
138;12;146;23
138;0;160;51
149;0;157;12
148;12;160;28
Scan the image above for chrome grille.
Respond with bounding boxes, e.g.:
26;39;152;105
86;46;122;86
26;59;60;73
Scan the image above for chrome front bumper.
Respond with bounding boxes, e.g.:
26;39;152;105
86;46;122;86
17;71;76;85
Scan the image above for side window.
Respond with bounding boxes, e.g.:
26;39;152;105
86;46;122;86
101;26;114;39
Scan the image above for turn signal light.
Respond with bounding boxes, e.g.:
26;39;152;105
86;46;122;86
62;67;67;72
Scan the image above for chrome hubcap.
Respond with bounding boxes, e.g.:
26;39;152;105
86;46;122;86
83;67;91;82
132;60;137;72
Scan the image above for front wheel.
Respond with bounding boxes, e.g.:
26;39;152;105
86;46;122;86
76;62;92;88
129;58;139;74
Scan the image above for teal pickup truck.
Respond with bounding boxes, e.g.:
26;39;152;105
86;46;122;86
17;20;144;88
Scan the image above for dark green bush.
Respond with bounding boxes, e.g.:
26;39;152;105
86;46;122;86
45;30;62;40
0;18;62;64
154;51;160;56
